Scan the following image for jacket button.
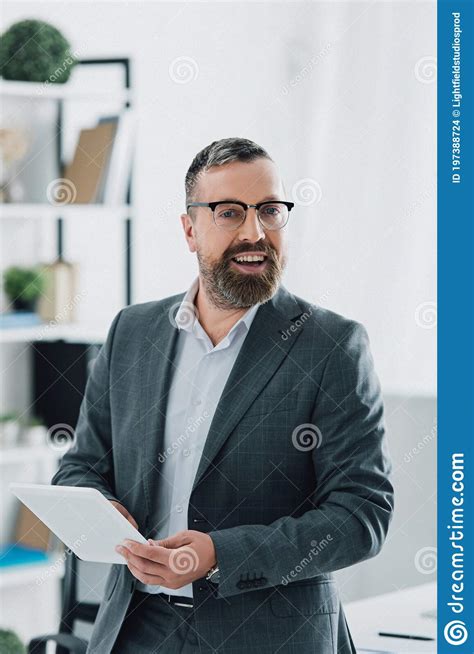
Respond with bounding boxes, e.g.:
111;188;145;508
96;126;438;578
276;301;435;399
237;580;246;589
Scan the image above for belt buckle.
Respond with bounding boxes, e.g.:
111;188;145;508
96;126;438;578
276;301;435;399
168;595;193;608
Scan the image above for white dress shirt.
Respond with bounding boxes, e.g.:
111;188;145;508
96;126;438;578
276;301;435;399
136;276;261;596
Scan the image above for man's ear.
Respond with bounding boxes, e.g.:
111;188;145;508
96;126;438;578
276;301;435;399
181;213;197;253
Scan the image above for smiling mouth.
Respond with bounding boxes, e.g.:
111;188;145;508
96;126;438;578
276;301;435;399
230;255;269;272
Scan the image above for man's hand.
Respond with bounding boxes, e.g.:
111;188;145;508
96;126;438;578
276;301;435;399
115;530;217;589
109;500;139;530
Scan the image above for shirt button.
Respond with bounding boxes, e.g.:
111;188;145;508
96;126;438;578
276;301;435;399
176;505;183;513
183;448;191;457
193;398;202;406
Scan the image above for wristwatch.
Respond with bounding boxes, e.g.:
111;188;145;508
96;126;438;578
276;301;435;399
206;564;220;583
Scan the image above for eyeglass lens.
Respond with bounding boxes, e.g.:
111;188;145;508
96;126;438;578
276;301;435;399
213;202;288;230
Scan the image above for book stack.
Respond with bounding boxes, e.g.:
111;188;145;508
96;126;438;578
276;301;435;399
53;109;136;205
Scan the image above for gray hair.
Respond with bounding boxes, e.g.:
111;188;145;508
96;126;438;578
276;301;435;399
185;137;273;208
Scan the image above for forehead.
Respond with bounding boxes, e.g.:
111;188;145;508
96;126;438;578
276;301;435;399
198;158;284;202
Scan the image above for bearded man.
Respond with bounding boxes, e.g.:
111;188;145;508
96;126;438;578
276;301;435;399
52;137;394;654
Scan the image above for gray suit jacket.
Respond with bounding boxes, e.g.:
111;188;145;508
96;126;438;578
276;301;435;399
51;284;394;653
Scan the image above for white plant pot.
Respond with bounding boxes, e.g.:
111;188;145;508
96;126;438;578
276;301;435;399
0;420;21;447
25;425;48;447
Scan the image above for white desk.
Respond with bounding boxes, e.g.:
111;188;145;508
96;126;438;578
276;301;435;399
345;582;436;653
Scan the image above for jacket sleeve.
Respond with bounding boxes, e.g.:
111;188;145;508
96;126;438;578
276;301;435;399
207;321;395;599
50;309;124;503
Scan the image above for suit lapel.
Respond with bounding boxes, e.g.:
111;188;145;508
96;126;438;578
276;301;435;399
191;284;305;493
140;301;182;516
140;285;306;514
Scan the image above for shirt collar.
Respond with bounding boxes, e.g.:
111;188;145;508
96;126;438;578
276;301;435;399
175;276;261;337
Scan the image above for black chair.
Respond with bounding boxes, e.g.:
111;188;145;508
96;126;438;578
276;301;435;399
28;550;100;654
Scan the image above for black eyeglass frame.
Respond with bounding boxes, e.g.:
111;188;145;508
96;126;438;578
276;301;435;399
186;200;295;230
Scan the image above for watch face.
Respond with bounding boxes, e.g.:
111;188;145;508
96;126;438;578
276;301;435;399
209;568;220;583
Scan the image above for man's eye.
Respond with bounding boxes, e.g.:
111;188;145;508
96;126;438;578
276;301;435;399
221;210;237;218
262;206;279;215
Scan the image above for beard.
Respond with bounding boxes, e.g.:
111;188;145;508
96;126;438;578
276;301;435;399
197;244;286;310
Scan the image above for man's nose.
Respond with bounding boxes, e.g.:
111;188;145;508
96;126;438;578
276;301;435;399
238;207;265;241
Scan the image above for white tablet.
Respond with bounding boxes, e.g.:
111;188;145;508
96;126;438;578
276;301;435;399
10;483;147;564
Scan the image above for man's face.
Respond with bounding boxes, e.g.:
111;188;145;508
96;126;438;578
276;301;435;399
181;158;289;310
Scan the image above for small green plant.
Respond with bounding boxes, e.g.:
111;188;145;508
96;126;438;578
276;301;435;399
24;415;44;427
3;266;45;311
0;629;26;654
0;19;76;83
0;412;20;423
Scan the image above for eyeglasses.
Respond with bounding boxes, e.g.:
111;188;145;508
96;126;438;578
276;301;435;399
186;200;294;231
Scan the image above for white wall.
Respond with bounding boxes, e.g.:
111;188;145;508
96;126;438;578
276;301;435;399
2;1;436;397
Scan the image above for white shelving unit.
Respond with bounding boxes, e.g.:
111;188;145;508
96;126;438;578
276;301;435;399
0;554;65;589
0;78;133;103
0;444;66;465
0;60;135;644
1;58;134;343
0;322;109;344
0;203;133;221
1;446;64;596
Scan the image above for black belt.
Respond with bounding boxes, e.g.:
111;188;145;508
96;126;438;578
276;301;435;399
137;589;194;608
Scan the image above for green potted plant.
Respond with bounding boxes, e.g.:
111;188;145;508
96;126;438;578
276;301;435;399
3;266;45;312
0;628;25;653
0;19;76;83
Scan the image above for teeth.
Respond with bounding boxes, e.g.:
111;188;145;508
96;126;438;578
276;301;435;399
234;255;265;263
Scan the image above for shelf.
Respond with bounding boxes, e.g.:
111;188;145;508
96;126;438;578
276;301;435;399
0;79;133;103
0;445;63;465
0;203;133;220
0;321;108;344
0;553;65;588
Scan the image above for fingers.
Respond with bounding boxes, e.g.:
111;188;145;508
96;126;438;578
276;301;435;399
126;560;166;586
121;540;170;564
117;546;166;575
158;531;192;548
